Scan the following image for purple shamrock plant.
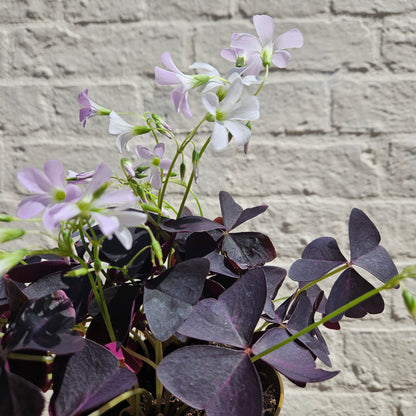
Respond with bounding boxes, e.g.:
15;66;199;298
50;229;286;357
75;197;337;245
1;13;415;416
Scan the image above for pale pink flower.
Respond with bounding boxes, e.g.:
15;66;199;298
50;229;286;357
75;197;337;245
78;89;111;127
230;15;303;74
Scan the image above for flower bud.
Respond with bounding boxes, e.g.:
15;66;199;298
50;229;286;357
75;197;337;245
402;288;416;321
180;162;186;181
133;125;152;135
0;249;28;277
0;215;16;222
0;228;26;243
65;267;91;277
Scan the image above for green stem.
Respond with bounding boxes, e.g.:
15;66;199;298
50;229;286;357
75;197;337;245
251;276;395;363
155;340;164;412
176;136;211;219
254;64;269;96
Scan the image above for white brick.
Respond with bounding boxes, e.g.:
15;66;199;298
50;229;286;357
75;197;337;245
0;0;58;23
332;0;416;14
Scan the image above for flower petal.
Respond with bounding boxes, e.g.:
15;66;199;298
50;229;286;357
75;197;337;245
136;146;153;160
18;167;52;194
64;184;83;202
92;212;120;237
43;203;80;229
94;189;136;207
115;210;147;227
155;67;180;86
86;163;112;194
17;195;50;219
108;111;133;134
202;92;219;116
221;48;238;62
253;15;274;47
159;158;172;170
180;92;192;118
150;167;162;190
223;120;251;146
221;79;243;110
210;123;229;151
231;33;262;52
272;50;291;68
78;89;90;106
171;86;185;113
153;143;165;158
114;227;133;250
160;51;181;74
229;96;260;121
44;159;64;188
275;28;304;50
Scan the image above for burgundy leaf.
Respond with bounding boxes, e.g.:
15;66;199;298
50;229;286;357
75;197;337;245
144;258;210;341
285;294;331;367
50;339;137;416
352;245;398;283
349;208;380;260
7;260;74;284
262;266;286;319
252;327;339;385
178;269;266;348
160;216;225;233
205;251;240;278
222;232;276;269
325;268;384;322
5;279;29;322
88;285;141;347
157;345;263;416
7;291;85;355
0;360;45;416
289;237;346;282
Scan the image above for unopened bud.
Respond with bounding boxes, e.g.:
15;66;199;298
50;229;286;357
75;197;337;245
0;215;16;222
402;288;416;321
65;267;91;277
133;125;151;135
180;162;186;181
0;228;25;243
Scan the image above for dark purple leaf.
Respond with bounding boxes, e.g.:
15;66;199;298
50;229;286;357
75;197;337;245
252;328;338;385
205;251;240;278
353;245;398;283
219;191;268;230
289;237;346;282
157;345;263;416
7;291;85;354
349;208;380;260
5;278;29;322
262;266;286;319
178;269;266;348
222;232;277;270
144;258;210;341
325;268;384;322
50;339;137;416
88;284;141;347
184;232;218;260
161;216;225;233
286;294;331;366
7;260;74;284
8;350;50;391
219;191;244;230
0;360;45;416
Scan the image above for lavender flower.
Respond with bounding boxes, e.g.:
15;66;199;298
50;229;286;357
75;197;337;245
155;52;220;118
17;160;82;229
202;79;259;151
78;89;111;127
135;143;172;190
230;15;303;73
108;111;151;153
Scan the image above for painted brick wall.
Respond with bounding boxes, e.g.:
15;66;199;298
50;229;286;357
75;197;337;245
1;1;415;415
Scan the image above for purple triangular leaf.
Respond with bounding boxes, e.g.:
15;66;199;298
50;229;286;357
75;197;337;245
144;258;210;341
252;328;339;385
325;268;384;322
352;245;398;283
0;360;45;416
157;345;263;416
262;266;286;319
219;191;243;230
7;291;85;354
50;339;137;416
222;232;277;270
5;278;29;322
178;269;266;348
349;208;380;260
184;232;218;260
232;205;268;230
286;294;331;367
6;260;74;283
160;216;225;233
289;237;346;282
88;285;141;347
205;251;240;277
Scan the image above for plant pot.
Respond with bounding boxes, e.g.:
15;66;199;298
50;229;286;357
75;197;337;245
255;360;284;416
